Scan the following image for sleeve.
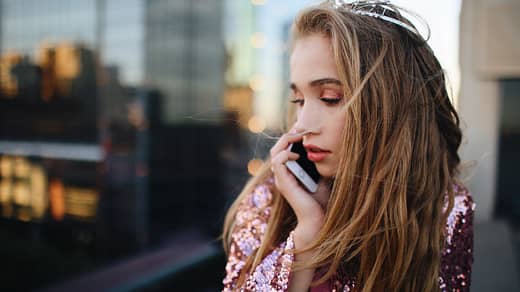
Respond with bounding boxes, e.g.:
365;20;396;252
222;183;296;292
439;185;475;292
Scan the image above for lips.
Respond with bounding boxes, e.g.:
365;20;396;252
304;144;331;162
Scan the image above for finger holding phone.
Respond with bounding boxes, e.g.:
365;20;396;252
270;131;328;241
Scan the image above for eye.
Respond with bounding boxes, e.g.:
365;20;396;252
289;98;304;106
320;98;341;105
320;89;342;105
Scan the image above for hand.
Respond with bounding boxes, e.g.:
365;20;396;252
270;131;329;245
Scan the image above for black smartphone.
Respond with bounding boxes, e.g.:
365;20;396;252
285;141;321;193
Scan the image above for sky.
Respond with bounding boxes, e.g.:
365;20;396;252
253;0;462;128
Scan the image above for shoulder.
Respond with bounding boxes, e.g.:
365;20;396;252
444;183;475;244
440;183;475;290
248;177;276;209
230;177;275;255
235;177;275;223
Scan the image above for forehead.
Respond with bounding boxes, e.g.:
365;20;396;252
290;34;339;82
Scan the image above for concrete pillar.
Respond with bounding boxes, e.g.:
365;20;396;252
458;0;520;222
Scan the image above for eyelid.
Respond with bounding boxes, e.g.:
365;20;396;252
321;88;342;98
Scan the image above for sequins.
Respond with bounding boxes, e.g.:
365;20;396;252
251;184;272;209
223;182;474;292
446;190;475;245
440;185;474;292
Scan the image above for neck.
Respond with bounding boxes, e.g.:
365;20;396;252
314;177;334;209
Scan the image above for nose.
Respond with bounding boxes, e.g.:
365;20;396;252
292;100;321;135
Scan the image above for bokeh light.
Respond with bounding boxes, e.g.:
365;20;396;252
247;159;264;176
248;116;266;133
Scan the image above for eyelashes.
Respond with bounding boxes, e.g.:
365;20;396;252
289;89;343;105
289;97;342;105
289;98;302;105
320;98;342;104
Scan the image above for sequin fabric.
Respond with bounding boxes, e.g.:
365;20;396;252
440;183;475;292
222;182;475;292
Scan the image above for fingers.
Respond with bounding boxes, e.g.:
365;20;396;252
270;152;299;173
271;149;302;202
271;150;299;169
269;134;326;224
288;152;299;160
270;131;305;158
269;131;303;189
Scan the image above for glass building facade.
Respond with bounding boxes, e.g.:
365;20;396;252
0;0;236;290
145;0;225;123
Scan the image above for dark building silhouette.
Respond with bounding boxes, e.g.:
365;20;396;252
10;56;41;101
0;0;228;290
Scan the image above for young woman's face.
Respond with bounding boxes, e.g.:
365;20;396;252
289;34;346;178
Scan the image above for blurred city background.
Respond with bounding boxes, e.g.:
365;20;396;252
0;0;518;291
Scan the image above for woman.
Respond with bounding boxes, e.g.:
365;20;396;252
222;1;474;291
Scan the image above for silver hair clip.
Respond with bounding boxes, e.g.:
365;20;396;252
333;0;420;36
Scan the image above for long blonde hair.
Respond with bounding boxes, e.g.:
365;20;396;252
223;2;461;291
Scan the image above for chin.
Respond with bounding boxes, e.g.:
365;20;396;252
316;164;335;178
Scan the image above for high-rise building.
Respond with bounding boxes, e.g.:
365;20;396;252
0;2;227;289
0;1;228;290
144;0;225;124
222;0;256;128
0;0;226;125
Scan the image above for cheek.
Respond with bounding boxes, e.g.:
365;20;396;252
329;113;346;149
320;113;345;178
317;160;339;178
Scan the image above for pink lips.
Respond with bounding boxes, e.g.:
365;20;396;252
304;144;331;162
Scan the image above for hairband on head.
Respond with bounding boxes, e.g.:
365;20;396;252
332;0;421;37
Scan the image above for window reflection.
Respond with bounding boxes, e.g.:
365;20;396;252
0;0;274;290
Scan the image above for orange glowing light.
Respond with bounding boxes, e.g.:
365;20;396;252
0;156;13;178
30;166;48;220
251;0;266;5
49;179;65;221
249;75;264;92
248;116;266;133
247;159;264;176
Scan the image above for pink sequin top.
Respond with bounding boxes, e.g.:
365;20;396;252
222;180;475;292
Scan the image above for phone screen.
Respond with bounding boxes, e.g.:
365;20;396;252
290;141;320;183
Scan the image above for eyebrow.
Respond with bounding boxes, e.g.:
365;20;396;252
290;78;342;91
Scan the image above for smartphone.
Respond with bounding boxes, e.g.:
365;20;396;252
285;141;321;193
